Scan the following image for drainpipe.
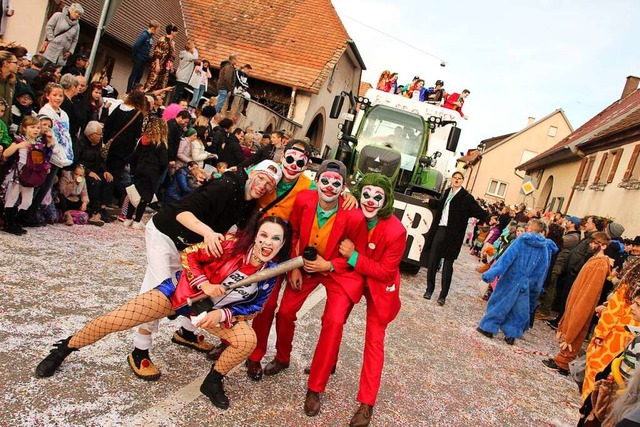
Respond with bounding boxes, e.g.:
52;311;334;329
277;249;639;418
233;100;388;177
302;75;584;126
85;0;111;82
287;87;297;120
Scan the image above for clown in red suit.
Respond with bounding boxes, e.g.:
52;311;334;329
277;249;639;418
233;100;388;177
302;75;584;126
261;160;368;417
338;173;406;427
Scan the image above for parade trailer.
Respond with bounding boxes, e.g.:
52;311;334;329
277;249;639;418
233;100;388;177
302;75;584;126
327;89;463;268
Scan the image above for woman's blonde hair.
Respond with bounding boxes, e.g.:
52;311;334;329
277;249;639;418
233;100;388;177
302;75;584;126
144;117;168;148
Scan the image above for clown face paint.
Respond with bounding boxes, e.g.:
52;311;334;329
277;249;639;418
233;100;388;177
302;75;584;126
360;185;385;220
317;171;344;203
252;221;286;263
246;171;276;200
281;148;308;181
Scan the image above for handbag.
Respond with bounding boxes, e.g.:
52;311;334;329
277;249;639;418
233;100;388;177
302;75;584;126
101;110;141;160
39;40;49;54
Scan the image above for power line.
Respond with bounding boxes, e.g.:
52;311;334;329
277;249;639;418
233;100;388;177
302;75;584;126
341;14;447;65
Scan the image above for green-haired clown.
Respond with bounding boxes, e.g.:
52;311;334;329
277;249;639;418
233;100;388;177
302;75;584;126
353;173;395;220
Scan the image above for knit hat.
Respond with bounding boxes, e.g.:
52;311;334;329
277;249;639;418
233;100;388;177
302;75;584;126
317;159;347;182
607;222;625;239
184;127;197;137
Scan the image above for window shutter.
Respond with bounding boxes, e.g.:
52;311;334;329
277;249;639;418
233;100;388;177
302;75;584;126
574;158;587;184
623;144;640;181
581;156;596;185
593;152;608;184
607;149;624;183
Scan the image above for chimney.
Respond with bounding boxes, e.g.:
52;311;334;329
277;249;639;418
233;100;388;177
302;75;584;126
621;76;640;99
527;117;535;127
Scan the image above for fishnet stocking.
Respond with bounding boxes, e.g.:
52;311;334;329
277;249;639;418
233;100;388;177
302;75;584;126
205;321;256;375
68;290;175;349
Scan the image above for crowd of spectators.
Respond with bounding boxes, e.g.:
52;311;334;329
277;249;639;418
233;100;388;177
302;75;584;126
0;15;290;235
375;70;470;118
466;197;640;425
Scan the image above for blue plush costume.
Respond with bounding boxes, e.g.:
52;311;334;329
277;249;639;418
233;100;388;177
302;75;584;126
478;232;557;339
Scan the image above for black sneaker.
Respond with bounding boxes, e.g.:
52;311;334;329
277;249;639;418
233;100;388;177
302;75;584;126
423;291;433;300
542;359;570;376
35;337;77;378
504;337;515;345
476;327;493;339
200;368;229;409
546;319;559;330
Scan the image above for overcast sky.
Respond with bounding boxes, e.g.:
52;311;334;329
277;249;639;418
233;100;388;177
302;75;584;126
331;0;640;155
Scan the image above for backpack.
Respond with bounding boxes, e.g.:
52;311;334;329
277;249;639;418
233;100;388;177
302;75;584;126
18;142;48;188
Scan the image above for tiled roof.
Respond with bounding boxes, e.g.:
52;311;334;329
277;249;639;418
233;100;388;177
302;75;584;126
519;89;640;170
359;82;373;97
586;105;640;143
182;0;351;93
62;0;188;52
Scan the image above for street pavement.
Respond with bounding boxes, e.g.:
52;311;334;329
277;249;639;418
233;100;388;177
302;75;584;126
0;219;582;426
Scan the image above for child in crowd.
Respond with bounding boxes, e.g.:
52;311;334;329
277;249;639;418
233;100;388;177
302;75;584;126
57;165;90;226
544;231;612;375
11;87;36;131
477;219;556;345
163;161;202;203
2;116;51;235
214;161;228;177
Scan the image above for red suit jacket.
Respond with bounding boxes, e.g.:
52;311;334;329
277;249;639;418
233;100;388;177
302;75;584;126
354;215;406;324
289;189;368;303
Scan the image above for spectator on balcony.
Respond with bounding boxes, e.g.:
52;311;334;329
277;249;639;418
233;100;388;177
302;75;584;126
216;54;238;114
425;80;445;104
144;24;178;93
189;59;211;111
443;89;470;119
405;79;426;101
172;39;198;103
376;70;391;91
42;3;83;67
385;72;398;93
233;64;252;116
127;20;161;94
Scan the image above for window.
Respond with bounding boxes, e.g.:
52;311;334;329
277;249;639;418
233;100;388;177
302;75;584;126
520;149;538;165
574;155;596;189
486;179;508;198
548;126;558;137
623;144;640;181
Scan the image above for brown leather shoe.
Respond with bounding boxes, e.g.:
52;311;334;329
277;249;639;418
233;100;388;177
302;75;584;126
206;342;228;361
246;359;263;381
264;358;290;376
304;389;321;416
349;403;374;427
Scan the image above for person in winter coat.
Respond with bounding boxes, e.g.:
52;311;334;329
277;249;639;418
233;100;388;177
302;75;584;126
171;39;198;103
163;161;201;203
123;117;168;230
422;171;489;305
77;121;112;225
127;20;161;93
42;4;83;67
476;219;556;345
103;91;145;204
215;54;238;113
543;231;612;375
218;127;244;167
0;50;17;126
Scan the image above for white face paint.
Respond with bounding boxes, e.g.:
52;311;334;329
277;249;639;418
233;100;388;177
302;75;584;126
360;185;385;219
317;171;344;203
281;148;308;181
252;222;285;263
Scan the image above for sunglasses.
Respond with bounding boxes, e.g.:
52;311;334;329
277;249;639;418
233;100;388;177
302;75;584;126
285;155;306;168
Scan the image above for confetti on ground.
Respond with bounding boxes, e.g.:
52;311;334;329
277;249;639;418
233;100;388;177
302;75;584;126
0;219;582;425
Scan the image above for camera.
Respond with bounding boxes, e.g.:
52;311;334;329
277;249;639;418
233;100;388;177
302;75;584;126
440;61;447;67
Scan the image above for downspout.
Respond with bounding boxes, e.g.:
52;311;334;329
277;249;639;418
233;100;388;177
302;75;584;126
287;87;297;120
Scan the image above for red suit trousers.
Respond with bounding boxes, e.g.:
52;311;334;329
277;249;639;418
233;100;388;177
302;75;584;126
274;275;354;393
357;287;389;406
248;280;282;362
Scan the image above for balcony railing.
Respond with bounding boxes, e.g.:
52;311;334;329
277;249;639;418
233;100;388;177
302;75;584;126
618;179;640;190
